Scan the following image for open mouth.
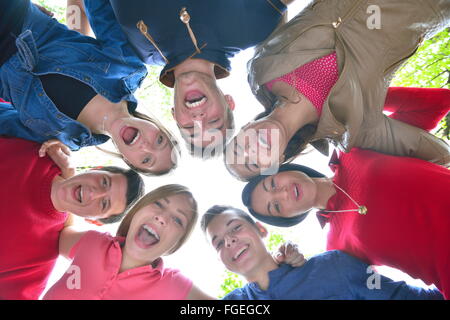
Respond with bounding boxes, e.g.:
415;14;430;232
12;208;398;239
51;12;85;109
135;224;160;249
73;185;82;203
232;244;249;262
184;90;207;108
121;126;140;146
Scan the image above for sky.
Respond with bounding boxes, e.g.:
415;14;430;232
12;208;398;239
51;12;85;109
39;0;433;298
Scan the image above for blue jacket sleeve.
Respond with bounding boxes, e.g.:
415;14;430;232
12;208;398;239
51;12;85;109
335;252;443;300
0;103;46;144
83;0;144;67
83;0;129;48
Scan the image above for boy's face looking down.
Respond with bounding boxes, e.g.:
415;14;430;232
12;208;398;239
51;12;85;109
205;211;271;277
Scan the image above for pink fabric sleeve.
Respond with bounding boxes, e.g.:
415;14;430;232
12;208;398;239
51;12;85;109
160;268;194;300
69;230;108;259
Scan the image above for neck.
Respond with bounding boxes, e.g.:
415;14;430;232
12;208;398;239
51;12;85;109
244;253;279;291
50;174;65;212
173;58;216;78
313;178;336;209
267;93;319;143
119;246;158;273
76;94;130;135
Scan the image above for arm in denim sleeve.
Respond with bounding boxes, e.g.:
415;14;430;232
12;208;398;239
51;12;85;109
0;103;46;144
82;0;129;47
335;252;444;300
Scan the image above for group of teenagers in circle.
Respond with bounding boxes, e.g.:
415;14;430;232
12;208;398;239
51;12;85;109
0;0;449;300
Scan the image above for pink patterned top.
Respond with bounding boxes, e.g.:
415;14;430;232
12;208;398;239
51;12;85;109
265;52;339;116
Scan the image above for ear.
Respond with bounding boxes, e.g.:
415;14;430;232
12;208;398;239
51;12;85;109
255;222;268;238
225;94;235;111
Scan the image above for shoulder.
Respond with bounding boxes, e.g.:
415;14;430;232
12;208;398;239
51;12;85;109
222;287;248;300
69;230;115;259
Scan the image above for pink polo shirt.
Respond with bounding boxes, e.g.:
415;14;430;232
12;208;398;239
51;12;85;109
43;231;193;300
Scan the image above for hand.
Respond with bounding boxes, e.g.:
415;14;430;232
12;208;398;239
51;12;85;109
35;4;54;17
273;241;307;268
39;139;75;179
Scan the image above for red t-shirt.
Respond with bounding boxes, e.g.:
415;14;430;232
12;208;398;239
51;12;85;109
321;148;450;298
0;137;65;300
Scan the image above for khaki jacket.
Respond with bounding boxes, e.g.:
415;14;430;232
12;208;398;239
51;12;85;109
248;0;450;166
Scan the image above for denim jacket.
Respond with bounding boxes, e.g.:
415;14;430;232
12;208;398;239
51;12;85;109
0;1;147;150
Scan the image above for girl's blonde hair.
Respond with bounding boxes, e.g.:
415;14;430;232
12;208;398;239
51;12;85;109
97;111;181;176
116;184;198;255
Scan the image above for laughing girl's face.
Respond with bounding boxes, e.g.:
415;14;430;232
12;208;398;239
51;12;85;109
123;193;196;265
111;118;174;173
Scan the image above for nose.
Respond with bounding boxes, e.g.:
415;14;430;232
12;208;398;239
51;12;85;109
154;214;167;226
139;137;153;152
224;234;237;248
272;186;288;201
191;108;206;119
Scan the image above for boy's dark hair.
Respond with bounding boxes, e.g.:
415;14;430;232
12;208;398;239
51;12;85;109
95;166;145;224
201;205;256;233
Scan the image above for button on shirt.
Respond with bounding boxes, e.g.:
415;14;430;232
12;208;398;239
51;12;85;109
223;251;443;300
43;231;192;300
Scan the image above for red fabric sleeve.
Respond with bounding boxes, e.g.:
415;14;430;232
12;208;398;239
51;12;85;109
384;87;450;132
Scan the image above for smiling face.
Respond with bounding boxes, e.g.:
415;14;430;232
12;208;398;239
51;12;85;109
123;193;196;265
251;171;318;218
110;117;174;173
173;71;234;149
225;118;288;180
51;170;127;219
206;211;271;277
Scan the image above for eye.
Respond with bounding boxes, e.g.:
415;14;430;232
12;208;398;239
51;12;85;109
157;134;164;145
258;131;270;148
208;118;219;125
274;201;281;214
271;178;276;190
173;216;184;227
102;177;108;188
154;201;163;209
102;198;108;211
216;240;224;251
142;156;151;165
232;224;242;233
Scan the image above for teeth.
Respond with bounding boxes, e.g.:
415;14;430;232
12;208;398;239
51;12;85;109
233;245;248;261
130;131;140;145
185;96;207;108
294;185;299;198
143;225;159;240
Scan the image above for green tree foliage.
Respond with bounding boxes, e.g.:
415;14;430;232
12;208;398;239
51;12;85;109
391;29;450;140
